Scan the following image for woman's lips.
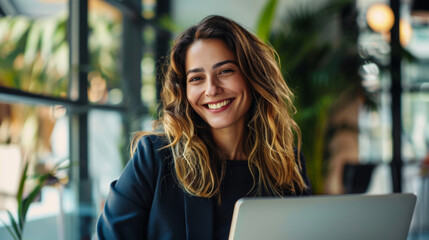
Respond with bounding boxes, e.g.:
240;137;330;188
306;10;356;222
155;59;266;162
203;98;235;112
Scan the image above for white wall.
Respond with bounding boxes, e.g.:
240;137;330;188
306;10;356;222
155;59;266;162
171;0;329;33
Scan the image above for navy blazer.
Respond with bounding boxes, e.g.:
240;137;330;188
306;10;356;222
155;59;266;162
95;135;311;240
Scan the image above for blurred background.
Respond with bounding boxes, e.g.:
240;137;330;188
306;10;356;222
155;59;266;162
0;0;428;239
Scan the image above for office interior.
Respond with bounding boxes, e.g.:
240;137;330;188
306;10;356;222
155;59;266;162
0;0;428;239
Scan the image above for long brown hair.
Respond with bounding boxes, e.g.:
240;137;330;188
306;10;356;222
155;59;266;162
133;15;307;198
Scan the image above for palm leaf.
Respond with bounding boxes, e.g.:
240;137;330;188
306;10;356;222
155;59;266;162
158;14;180;34
264;0;357;194
255;0;278;42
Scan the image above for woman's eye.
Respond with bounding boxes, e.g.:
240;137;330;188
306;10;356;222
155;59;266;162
189;76;202;82
219;69;234;75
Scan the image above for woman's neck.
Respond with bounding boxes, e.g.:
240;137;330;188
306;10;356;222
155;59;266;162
211;125;247;161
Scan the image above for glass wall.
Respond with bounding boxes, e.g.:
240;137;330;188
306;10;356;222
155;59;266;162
0;1;72;239
88;0;123;105
355;0;429;238
0;0;164;238
0;5;68;97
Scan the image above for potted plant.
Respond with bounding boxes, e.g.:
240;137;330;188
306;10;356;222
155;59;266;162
0;159;68;240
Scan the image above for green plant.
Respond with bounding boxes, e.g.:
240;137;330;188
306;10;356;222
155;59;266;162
0;14;69;96
256;0;359;193
0;160;69;240
0;11;122;97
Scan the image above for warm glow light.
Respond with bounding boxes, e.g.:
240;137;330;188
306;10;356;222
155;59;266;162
400;19;412;46
366;3;394;33
367;3;413;46
380;20;413;46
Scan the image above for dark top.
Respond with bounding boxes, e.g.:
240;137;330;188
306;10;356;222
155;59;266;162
214;160;254;239
95;135;311;240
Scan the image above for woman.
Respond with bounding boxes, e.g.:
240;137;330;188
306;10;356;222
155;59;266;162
96;15;311;240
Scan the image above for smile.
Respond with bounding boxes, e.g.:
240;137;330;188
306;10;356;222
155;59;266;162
205;98;233;110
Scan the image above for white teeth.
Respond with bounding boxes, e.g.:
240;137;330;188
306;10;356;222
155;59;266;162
208;99;230;109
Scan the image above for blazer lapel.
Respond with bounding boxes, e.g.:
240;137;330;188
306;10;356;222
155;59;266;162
183;193;214;240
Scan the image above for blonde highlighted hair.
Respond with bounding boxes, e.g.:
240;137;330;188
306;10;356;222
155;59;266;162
133;15;307;198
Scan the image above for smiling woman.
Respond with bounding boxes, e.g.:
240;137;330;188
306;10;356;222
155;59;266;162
95;15;311;240
186;39;251;142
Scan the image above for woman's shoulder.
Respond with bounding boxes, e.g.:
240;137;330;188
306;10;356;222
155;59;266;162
134;132;169;150
133;133;172;165
140;133;169;147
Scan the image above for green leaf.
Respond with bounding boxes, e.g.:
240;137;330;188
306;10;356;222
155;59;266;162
0;212;19;240
10;17;31;43
6;210;21;239
21;174;50;224
16;162;28;203
17;161;29;230
256;0;278;42
158;14;180;34
24;21;41;66
40;19;56;63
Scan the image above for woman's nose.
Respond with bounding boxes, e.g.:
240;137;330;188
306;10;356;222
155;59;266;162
205;77;222;97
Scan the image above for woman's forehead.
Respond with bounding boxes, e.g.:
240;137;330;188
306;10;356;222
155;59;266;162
185;39;236;70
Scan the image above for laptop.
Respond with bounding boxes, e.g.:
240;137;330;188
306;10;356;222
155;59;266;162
229;193;416;240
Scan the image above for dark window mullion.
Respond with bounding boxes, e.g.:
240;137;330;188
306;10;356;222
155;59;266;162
68;0;92;239
390;0;403;193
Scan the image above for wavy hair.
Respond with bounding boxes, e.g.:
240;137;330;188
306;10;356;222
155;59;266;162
133;15;307;198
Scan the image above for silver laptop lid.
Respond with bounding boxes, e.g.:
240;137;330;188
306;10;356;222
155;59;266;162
229;193;416;240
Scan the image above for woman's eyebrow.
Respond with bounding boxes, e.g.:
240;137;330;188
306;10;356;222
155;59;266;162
186;60;237;76
212;60;237;70
186;67;204;76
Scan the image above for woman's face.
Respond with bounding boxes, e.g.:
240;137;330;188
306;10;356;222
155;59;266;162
185;39;251;132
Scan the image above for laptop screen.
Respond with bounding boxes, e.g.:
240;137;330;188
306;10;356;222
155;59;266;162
229;193;416;240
